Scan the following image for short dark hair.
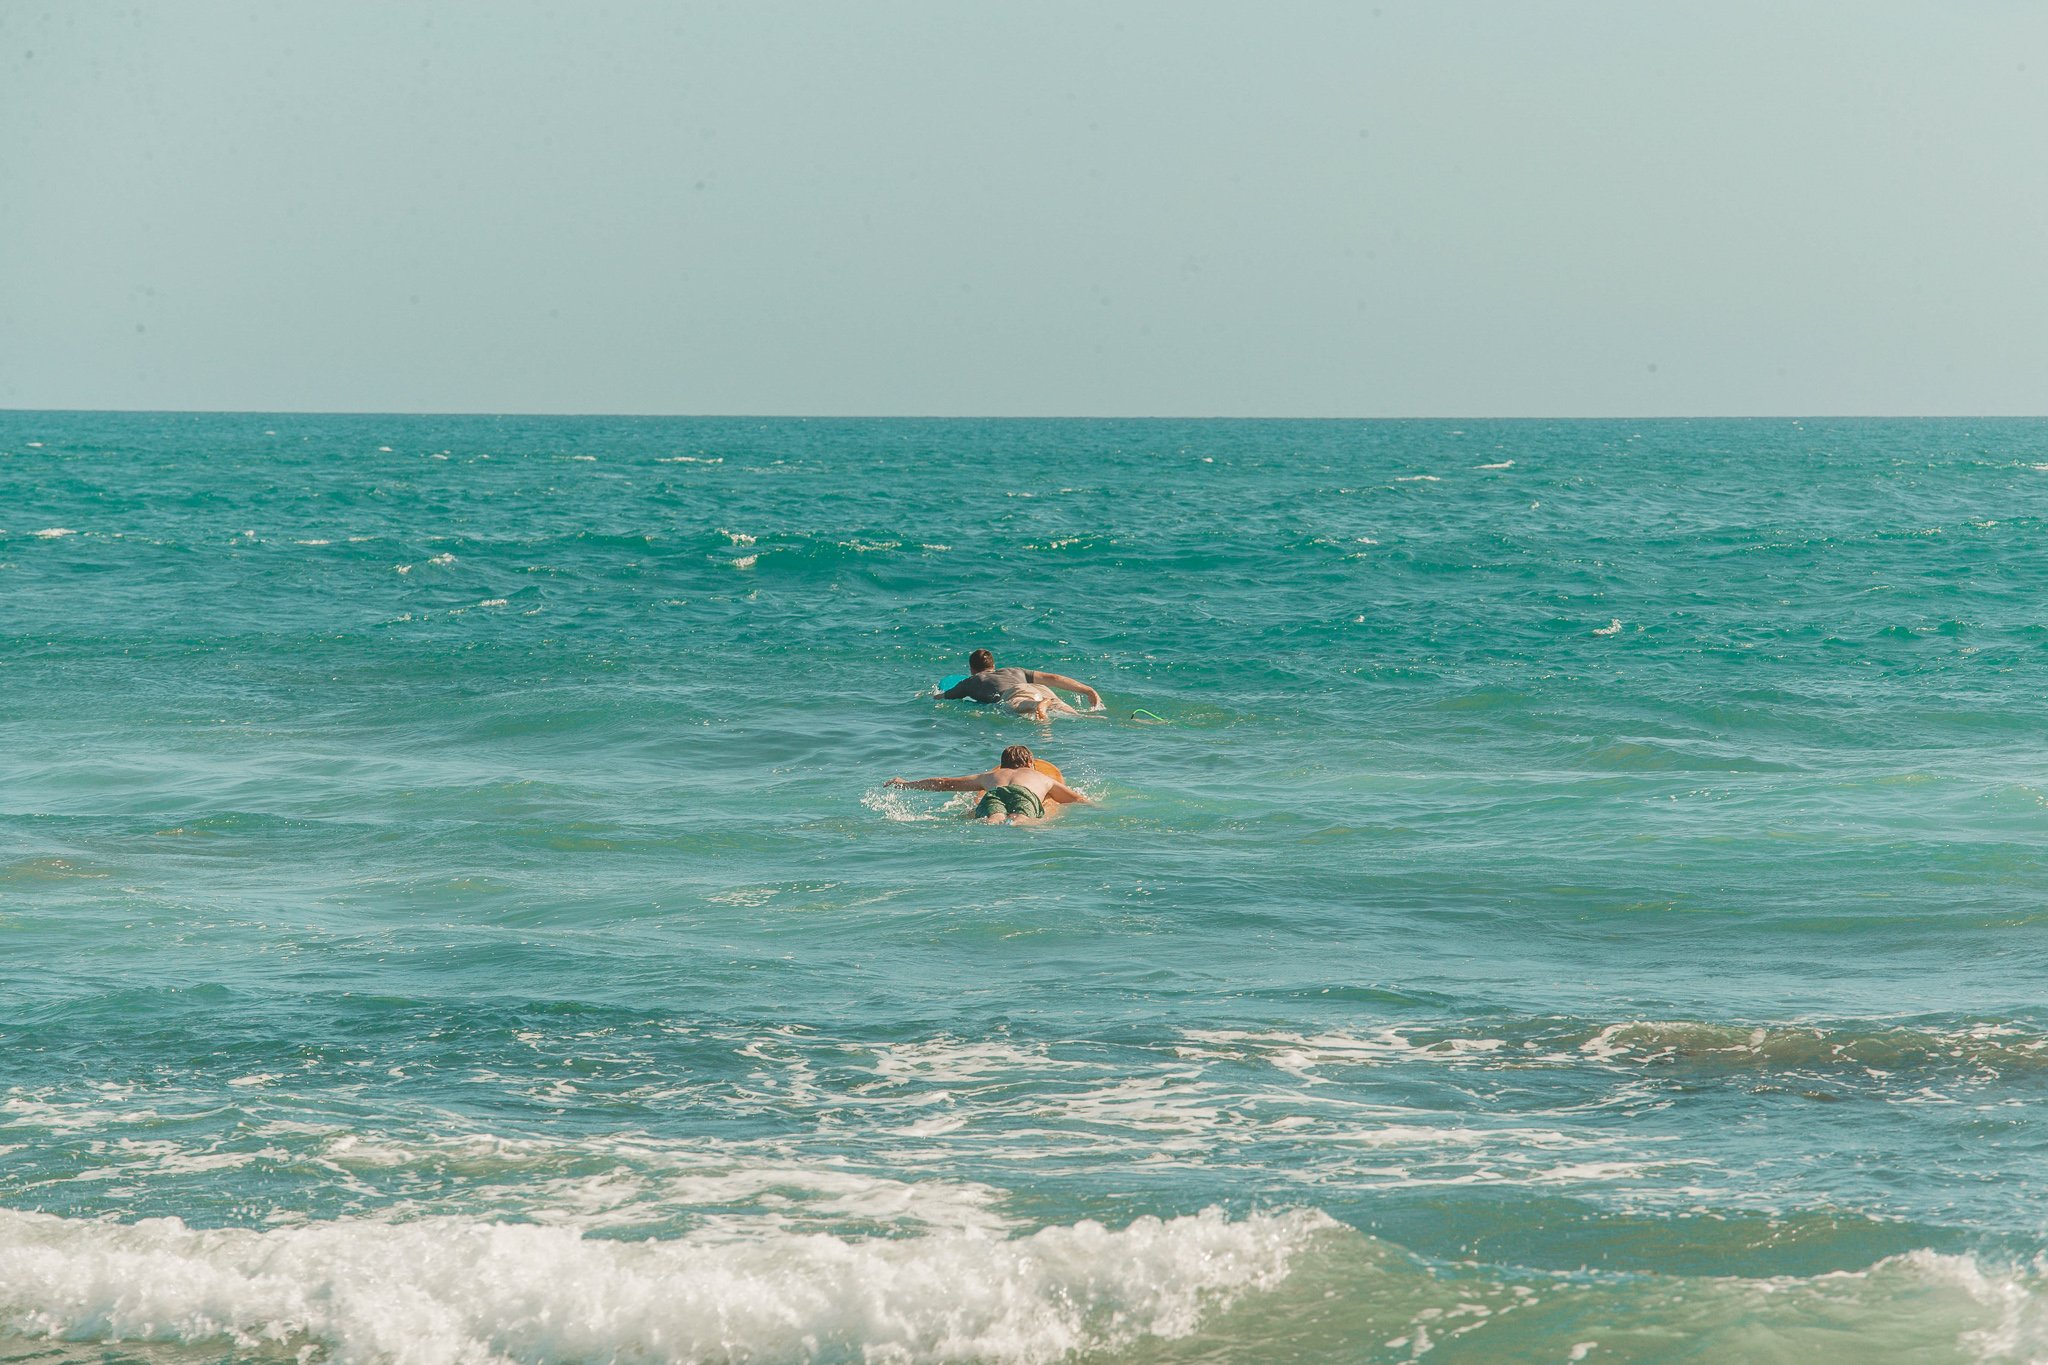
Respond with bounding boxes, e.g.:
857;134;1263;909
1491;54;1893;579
969;649;994;673
1001;745;1034;769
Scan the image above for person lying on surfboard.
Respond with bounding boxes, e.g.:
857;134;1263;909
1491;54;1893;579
886;745;1094;824
934;649;1102;721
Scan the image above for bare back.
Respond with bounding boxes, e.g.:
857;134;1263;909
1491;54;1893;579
986;764;1057;798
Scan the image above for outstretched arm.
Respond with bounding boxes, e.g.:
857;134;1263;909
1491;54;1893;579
1046;781;1094;805
1025;671;1102;708
887;771;993;792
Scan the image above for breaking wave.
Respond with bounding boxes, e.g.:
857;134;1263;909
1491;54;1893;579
0;1206;1326;1365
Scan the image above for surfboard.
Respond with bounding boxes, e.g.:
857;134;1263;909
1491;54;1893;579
933;675;1069;786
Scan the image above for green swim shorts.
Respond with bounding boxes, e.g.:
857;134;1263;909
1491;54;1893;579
973;784;1045;819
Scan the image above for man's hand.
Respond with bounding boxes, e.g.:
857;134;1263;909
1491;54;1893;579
885;777;907;787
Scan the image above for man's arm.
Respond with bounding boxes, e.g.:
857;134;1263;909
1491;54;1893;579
936;679;982;701
887;771;994;792
1025;671;1102;709
1046;781;1094;805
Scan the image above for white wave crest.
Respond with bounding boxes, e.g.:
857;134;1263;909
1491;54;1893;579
0;1206;1326;1365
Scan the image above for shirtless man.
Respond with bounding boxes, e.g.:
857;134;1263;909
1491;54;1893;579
886;745;1095;825
935;649;1103;721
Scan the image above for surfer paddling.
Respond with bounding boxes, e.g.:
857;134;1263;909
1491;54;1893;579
886;745;1095;825
935;649;1102;721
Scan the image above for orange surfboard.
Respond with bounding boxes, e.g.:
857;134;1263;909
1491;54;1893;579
1033;757;1083;804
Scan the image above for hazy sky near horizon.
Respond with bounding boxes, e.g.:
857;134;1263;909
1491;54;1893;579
2;2;2045;416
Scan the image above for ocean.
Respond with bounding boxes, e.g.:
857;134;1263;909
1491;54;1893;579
5;412;2048;1363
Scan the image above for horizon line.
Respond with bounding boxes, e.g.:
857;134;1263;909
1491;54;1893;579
7;407;2047;423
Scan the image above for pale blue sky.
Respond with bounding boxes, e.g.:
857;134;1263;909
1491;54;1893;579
2;1;2044;416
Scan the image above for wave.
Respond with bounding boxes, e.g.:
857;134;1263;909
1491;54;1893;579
1186;1236;2048;1364
1197;1016;2048;1084
6;1206;2048;1363
1578;1019;2048;1076
1570;737;1801;772
0;1206;1326;1365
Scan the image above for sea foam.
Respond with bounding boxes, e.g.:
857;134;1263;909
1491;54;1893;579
0;1206;1326;1365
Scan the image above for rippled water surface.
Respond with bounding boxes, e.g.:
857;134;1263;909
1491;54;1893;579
5;413;2048;1362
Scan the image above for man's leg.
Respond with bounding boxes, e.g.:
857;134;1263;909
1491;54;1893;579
1004;686;1074;721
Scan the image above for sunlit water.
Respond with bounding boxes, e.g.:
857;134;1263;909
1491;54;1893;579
5;413;2048;1362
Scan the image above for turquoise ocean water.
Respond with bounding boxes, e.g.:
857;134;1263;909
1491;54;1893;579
6;412;2048;1362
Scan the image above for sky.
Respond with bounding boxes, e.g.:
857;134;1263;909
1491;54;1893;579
1;1;2044;417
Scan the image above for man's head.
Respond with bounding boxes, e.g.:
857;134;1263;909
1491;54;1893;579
968;648;995;673
1000;745;1034;770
